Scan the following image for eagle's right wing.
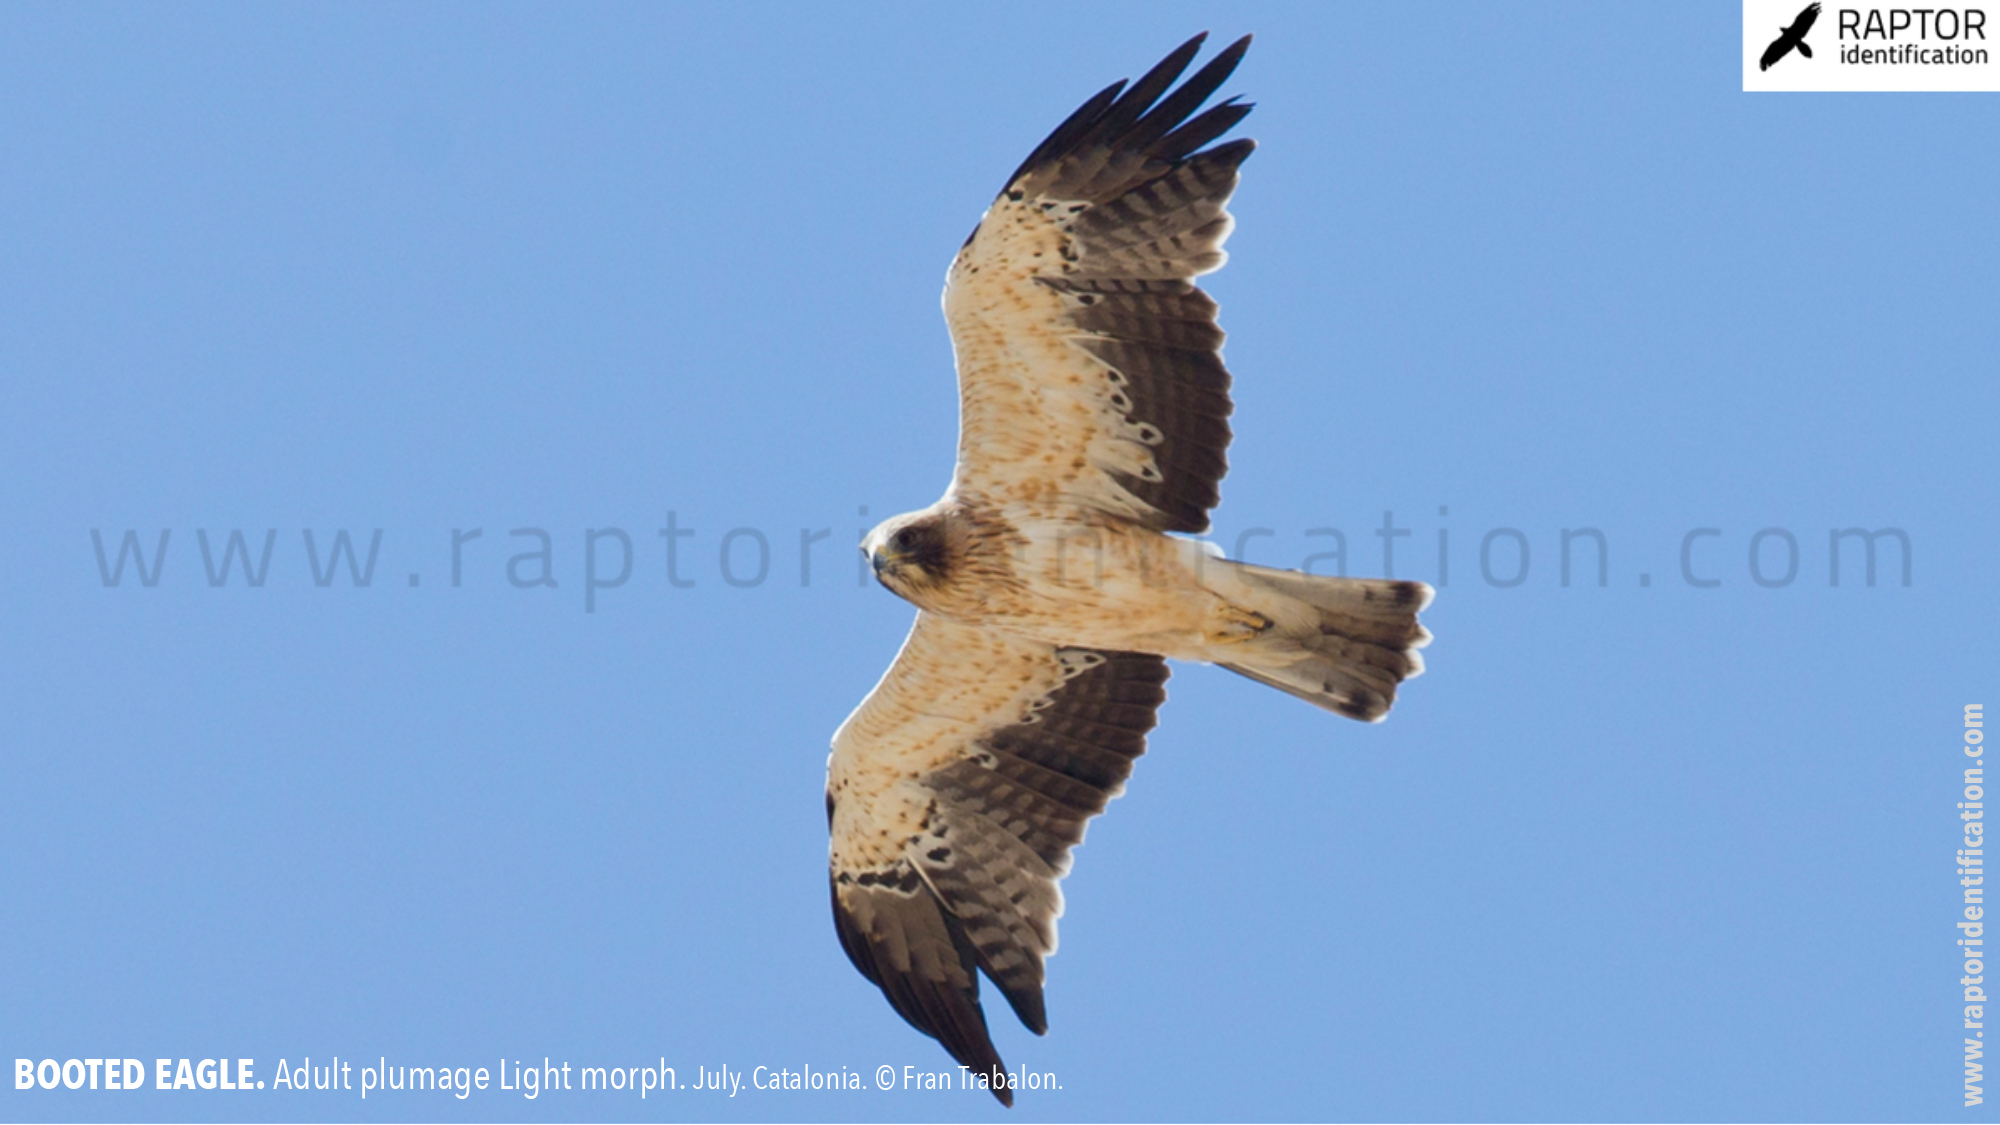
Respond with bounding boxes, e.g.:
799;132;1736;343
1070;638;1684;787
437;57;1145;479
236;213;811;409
825;612;1168;1103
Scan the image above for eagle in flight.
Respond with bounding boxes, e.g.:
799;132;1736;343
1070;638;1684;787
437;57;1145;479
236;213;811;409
1760;2;1821;70
825;34;1432;1105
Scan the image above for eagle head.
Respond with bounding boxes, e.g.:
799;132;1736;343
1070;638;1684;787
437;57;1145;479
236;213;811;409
863;509;953;603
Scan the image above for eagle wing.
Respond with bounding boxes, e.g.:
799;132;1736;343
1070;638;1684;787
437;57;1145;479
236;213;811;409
826;612;1168;1102
942;33;1254;535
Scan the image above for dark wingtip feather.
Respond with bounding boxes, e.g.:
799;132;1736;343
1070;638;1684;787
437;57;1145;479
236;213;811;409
830;876;1017;1106
1002;79;1128;191
1002;33;1254;196
1152;100;1255;163
1073;33;1209;151
1127;34;1250;145
995;975;1049;1036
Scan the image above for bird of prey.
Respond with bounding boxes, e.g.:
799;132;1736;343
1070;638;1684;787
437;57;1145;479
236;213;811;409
824;34;1432;1105
1760;2;1821;70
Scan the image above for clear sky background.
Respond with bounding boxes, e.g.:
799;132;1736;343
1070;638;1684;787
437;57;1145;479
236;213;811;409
3;4;1995;1122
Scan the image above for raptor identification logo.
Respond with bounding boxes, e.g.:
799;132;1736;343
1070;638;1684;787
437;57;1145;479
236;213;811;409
1743;0;2000;88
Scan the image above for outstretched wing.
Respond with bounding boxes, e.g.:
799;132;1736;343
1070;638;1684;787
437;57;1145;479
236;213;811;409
826;613;1168;1104
943;33;1254;535
1793;2;1821;35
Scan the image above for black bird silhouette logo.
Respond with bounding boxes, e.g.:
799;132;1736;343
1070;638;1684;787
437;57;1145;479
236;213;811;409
1761;2;1822;69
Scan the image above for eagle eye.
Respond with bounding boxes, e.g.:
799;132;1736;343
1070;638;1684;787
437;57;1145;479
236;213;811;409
893;528;915;550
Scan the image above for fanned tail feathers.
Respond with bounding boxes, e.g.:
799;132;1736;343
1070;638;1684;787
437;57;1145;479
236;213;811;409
1215;563;1432;722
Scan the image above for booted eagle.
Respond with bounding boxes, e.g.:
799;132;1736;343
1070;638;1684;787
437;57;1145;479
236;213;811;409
825;34;1431;1105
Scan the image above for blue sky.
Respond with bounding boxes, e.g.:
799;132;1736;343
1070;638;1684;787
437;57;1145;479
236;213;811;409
3;3;1995;1122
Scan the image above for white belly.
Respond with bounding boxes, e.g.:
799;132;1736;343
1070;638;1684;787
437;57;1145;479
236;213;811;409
986;514;1228;657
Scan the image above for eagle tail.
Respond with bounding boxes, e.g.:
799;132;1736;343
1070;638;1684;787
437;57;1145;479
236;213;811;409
1797;41;1813;58
1207;562;1432;723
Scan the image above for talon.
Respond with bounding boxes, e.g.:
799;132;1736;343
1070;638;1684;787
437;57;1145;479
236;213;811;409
1209;606;1272;644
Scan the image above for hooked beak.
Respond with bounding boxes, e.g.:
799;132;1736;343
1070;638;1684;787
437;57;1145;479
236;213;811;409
864;537;895;577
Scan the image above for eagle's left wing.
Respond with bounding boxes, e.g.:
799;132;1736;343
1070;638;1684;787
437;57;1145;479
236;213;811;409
826;612;1168;1104
942;34;1254;535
